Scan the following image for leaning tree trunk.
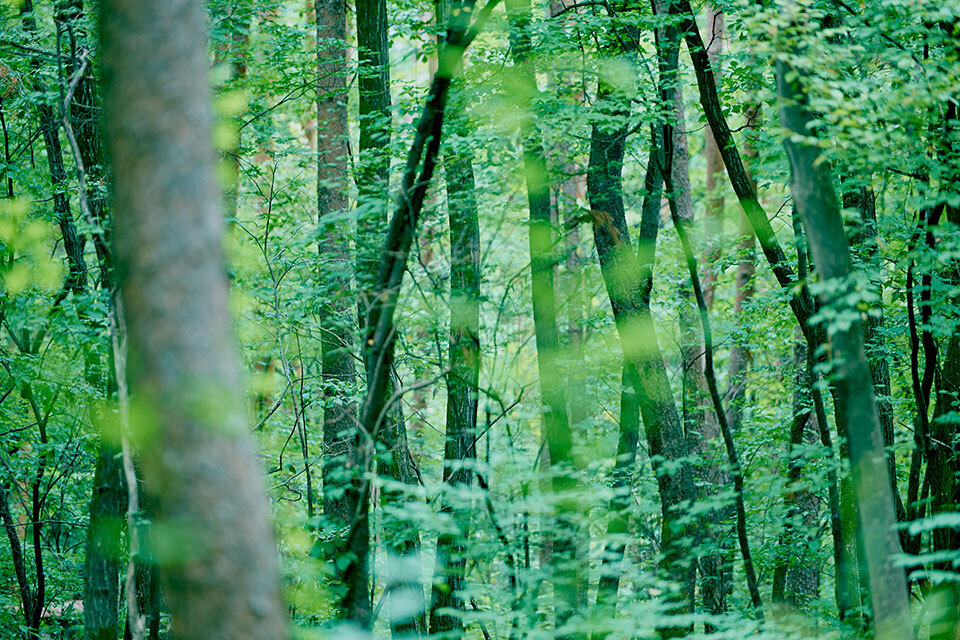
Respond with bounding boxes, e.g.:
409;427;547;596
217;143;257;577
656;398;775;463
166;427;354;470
339;2;492;629
591;125;661;629
587;70;696;636
775;35;910;639
100;2;288;639
665;149;764;622
354;0;425;629
670;0;861;617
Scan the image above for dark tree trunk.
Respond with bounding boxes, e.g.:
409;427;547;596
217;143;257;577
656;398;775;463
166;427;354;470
926;98;960;637
429;124;481;637
47;6;132;638
315;0;365;622
101;1;289;638
353;0;425;628
339;4;490;629
22;0;88;294
1;479;36;635
775;46;910;639
355;0;393;316
771;338;821;611
586;76;695;634
84;441;126;640
665;151;764;622
591;115;666;624
591;122;661;621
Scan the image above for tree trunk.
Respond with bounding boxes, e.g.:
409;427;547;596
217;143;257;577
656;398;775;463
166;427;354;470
587;79;696;634
665;149;764;622
505;0;583;628
315;0;365;622
429;123;481;637
341;5;488;628
22;0;88;294
101;1;289;638
84;441;126;640
775;43;910;639
771;338;821;611
355;0;393;317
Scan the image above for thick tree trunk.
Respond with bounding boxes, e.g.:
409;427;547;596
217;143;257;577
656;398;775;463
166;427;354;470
101;2;289;638
775;46;910;639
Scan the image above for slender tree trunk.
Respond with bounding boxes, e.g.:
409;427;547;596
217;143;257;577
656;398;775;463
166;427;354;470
504;0;583;629
340;4;489;628
771;338;821;611
22;0;87;294
101;2;289;638
666;157;764;622
47;6;133;638
926;98;960;638
84;440;126;640
775;39;910;639
0;478;36;635
429;119;481;637
845;184;904;519
700;4;724;309
315;0;365;622
353;1;425;629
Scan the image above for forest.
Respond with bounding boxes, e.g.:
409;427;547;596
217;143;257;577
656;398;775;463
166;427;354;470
0;0;958;638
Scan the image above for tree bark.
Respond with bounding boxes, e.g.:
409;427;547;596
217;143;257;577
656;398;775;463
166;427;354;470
101;1;289;638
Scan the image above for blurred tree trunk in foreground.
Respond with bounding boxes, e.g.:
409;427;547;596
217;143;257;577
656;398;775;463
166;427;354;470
101;1;289;639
